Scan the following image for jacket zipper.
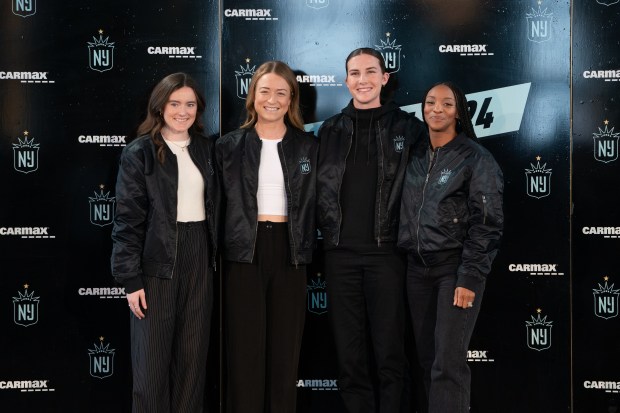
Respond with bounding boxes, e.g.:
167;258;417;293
171;221;179;277
376;120;384;247
336;126;354;247
482;194;487;225
170;151;180;278
188;146;217;271
280;141;298;267
415;146;441;266
250;138;262;262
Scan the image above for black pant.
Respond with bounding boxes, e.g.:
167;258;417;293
130;221;213;413
325;249;407;413
407;258;484;413
224;222;307;413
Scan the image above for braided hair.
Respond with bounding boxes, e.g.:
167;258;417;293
422;81;478;141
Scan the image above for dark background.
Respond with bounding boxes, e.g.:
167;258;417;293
1;1;617;412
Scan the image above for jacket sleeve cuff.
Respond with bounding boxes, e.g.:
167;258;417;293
456;273;485;292
116;275;144;295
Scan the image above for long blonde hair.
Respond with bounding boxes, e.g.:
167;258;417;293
240;61;304;130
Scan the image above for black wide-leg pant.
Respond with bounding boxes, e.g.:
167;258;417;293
130;221;213;413
325;248;407;413
224;222;307;413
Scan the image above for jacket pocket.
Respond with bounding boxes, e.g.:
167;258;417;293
438;197;468;242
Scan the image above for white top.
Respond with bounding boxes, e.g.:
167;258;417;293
164;138;205;222
257;138;287;216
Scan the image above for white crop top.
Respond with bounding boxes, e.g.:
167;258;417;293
164;138;205;222
257;138;287;216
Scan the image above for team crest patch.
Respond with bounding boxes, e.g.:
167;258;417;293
299;157;311;174
438;169;452;185
393;135;404;153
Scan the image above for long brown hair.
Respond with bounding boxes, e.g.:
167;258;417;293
137;72;206;163
240;61;304;130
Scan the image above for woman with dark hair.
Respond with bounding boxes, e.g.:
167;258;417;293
216;60;318;413
398;82;504;413
316;47;426;412
111;72;219;412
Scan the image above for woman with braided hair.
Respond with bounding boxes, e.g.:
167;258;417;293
398;81;504;413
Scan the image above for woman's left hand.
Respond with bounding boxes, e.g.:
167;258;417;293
454;287;476;309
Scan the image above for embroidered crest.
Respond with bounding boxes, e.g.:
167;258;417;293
393;135;405;153
299;157;311;174
438;169;452;185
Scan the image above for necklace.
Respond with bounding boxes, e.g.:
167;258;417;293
165;138;191;151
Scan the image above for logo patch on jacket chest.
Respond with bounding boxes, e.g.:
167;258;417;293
393;135;405;153
299;157;311;174
438;169;452;185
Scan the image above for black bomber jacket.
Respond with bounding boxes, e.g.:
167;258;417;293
317;100;426;248
397;132;504;291
111;133;220;294
215;126;318;265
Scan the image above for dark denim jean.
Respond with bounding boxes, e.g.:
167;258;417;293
406;257;485;413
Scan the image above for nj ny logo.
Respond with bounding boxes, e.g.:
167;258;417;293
526;309;552;351
88;30;115;72
13;284;39;327
525;156;552;199
235;58;256;100
12;0;35;17
526;2;552;43
593;277;619;319
89;185;116;227
375;33;401;74
13;131;39;174
593;120;619;163
89;337;115;379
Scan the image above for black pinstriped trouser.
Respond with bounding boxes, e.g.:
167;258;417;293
224;221;307;413
130;221;213;413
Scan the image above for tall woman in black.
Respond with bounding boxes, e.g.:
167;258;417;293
216;61;318;413
317;48;426;413
111;73;219;413
398;82;504;413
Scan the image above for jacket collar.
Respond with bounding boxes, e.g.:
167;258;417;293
341;99;399;119
427;131;469;152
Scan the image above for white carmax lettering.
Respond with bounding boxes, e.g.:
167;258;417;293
78;287;126;296
584;381;620;389
296;75;336;83
508;264;558;272
583;70;620;79
147;47;196;55
78;135;126;144
582;227;620;235
0;227;49;235
439;45;488;53
0;72;48;80
0;380;48;389
224;9;272;17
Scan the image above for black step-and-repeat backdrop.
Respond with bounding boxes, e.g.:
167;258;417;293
1;1;618;412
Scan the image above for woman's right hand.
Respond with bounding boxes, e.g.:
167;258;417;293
127;289;147;320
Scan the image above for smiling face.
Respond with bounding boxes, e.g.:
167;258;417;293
253;72;292;126
345;53;389;109
161;86;197;138
423;84;459;135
